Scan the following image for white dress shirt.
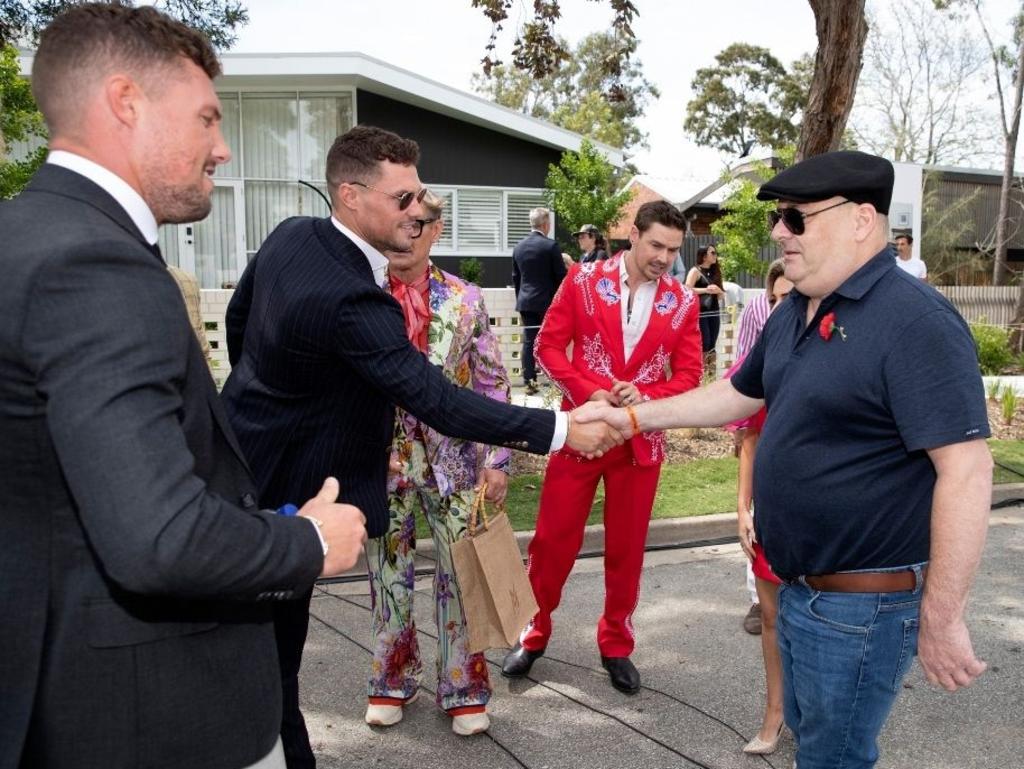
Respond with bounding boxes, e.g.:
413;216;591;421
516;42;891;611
330;215;568;450
618;253;658;362
47;150;159;245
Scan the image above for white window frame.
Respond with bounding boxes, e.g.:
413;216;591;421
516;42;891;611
425;184;550;257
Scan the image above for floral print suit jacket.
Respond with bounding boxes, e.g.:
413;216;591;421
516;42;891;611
390;265;512;495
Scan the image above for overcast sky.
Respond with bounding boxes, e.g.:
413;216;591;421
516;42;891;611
230;0;1019;181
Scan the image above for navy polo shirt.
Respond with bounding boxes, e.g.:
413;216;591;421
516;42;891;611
731;249;990;579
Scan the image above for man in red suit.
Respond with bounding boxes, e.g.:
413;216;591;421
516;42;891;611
502;201;703;693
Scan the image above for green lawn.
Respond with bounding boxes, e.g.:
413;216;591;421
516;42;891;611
413;439;1023;539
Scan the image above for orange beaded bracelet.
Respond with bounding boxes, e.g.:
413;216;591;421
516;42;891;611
625;405;640;435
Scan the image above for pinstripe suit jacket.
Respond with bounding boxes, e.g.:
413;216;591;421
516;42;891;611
221;216;555;536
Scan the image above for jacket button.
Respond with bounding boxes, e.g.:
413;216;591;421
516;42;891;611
240;492;257;509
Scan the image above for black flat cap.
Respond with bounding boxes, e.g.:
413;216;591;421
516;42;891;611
756;150;894;214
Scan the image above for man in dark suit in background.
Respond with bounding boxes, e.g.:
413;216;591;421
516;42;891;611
0;5;367;769
513;207;568;394
221;125;620;768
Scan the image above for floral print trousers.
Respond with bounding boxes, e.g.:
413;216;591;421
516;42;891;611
365;485;491;711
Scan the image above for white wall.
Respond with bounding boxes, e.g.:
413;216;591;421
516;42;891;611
891;162;924;260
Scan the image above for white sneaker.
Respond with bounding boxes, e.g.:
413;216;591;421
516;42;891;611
451;710;490;736
365;691;418;727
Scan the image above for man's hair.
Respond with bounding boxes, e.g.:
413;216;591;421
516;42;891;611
529;208;551;229
634;200;686;234
32;2;220;135
421;189;445;219
895;233;913;245
325;125;420;196
765;258;786;295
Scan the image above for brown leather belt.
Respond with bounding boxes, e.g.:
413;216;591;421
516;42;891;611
803;567;924;593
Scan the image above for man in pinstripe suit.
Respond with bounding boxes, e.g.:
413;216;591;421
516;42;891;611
221;125;621;768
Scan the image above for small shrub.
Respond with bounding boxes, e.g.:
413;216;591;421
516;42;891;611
1002;388;1018;425
971;323;1014;375
987;379;1003;402
459;257;483;285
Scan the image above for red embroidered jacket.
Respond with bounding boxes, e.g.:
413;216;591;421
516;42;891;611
536;256;703;465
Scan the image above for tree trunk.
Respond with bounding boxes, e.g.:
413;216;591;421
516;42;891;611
796;0;869;160
994;30;1024;288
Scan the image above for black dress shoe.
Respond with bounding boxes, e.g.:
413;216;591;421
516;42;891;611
501;643;545;678
601;656;640;694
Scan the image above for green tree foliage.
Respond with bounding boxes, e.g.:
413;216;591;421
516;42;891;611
0;1;249;48
685;43;807;155
544;139;632;249
0;43;44;199
473;31;658;150
709;155;792;281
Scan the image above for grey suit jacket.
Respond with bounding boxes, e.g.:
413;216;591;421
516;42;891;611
0;164;323;769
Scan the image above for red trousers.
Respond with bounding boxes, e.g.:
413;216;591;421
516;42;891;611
521;443;661;657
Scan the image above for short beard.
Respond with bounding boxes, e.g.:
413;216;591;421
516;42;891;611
146;182;213;225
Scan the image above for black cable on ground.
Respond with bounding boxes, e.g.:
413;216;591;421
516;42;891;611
308;607;532;769
315;587;780;769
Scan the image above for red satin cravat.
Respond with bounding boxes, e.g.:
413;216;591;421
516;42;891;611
388;269;431;352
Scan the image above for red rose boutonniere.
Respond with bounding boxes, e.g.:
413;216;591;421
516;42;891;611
818;312;847;342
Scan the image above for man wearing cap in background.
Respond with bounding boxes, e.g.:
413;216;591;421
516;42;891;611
574;150;993;768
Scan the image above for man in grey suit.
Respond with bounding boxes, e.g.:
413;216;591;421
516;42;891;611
513;207;568;394
0;5;366;768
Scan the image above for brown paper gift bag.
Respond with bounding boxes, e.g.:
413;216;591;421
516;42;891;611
451;485;539;654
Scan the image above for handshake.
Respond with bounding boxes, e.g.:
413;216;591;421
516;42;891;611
563;384;641;458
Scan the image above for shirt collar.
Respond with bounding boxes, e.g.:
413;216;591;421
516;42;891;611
791;247;896;307
833;247;897;300
619;250;654;289
47;150;159;245
331;216;389;285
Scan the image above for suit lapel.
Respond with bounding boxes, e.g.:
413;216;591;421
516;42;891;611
591;257;626;369
28;164;158;258
312;217;378;286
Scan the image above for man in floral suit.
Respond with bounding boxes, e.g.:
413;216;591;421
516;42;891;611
364;191;510;737
502;201;703;693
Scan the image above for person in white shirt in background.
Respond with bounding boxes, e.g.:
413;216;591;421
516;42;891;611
894;234;927;280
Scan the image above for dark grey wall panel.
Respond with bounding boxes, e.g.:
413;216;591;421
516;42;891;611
356;90;561;188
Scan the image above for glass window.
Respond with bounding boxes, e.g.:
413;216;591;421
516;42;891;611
299;93;353;181
215;92;241;178
506;191;548;249
241;93;299;180
431;189;454;249
456;189;502;251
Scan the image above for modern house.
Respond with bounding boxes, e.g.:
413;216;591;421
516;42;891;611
15;51;625;290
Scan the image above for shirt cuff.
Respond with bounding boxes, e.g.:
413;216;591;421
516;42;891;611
304;517;329;556
549;411;569;451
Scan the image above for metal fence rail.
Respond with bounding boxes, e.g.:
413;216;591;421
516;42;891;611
937;286;1019;327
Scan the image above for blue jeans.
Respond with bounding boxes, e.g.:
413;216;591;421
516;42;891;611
777;565;925;769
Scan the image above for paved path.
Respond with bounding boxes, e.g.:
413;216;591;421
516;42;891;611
298;505;1024;769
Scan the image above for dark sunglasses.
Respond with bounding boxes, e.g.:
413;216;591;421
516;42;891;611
768;199;853;235
409;217;440;239
346;181;427;211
